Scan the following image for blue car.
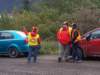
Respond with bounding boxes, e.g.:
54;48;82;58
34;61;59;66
0;30;29;58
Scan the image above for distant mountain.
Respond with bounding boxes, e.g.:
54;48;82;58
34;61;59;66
0;0;41;13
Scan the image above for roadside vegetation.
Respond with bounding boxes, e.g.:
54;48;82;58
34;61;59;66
0;0;100;54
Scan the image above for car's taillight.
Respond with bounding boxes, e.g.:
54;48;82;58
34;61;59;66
24;38;28;44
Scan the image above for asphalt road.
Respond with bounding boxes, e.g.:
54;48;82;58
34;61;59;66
0;55;100;75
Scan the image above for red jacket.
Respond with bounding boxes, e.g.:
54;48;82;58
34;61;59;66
57;28;70;45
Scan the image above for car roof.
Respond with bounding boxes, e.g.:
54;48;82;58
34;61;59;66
0;30;27;38
0;30;20;32
83;27;100;37
87;27;100;33
92;28;100;31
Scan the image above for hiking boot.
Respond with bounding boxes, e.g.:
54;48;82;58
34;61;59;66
76;60;83;63
65;56;73;62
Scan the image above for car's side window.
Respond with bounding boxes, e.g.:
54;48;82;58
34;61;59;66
91;30;100;39
0;32;13;39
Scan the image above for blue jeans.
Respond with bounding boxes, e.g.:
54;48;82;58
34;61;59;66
72;43;82;61
27;45;41;63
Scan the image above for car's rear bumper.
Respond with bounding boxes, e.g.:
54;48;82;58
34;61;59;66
19;44;29;53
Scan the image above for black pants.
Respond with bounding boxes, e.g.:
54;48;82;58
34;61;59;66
71;43;82;61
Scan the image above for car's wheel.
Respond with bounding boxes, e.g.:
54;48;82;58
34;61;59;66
8;47;19;58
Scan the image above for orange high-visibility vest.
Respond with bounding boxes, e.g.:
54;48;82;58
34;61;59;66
59;26;72;36
57;29;70;45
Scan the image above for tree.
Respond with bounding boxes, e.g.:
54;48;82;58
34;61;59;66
22;0;32;11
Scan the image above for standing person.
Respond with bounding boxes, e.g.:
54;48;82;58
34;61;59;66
57;22;71;63
27;26;41;63
71;23;82;63
21;26;28;35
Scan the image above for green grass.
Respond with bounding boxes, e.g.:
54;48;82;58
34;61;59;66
40;41;58;55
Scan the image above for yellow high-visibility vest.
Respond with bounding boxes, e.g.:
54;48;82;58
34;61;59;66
28;32;40;46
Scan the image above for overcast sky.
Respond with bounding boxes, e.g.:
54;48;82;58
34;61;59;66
0;0;21;12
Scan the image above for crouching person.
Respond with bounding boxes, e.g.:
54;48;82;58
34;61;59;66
27;27;41;63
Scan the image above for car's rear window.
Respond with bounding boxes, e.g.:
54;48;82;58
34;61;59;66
16;31;27;38
0;32;13;39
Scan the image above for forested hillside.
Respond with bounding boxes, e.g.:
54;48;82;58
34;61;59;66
0;0;100;40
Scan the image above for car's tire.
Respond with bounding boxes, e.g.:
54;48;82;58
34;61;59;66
8;47;19;58
24;52;28;57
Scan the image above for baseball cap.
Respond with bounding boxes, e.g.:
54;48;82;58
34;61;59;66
72;23;77;29
63;21;68;25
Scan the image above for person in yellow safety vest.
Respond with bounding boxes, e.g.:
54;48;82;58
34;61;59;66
27;26;41;63
71;29;81;43
71;23;82;63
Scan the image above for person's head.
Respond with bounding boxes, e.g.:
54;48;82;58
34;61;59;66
62;25;67;30
22;26;27;31
31;26;37;36
32;26;38;33
62;21;69;30
72;23;77;29
32;26;35;31
63;21;69;26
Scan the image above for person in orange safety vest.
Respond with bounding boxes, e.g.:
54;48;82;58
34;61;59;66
57;21;72;62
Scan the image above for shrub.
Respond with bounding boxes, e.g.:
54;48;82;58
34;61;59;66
40;41;58;55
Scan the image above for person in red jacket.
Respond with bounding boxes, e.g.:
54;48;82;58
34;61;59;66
57;22;71;62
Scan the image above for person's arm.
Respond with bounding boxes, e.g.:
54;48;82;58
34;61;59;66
37;34;41;44
38;37;41;44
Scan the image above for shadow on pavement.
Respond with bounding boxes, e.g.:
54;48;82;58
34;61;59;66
85;57;100;61
0;55;26;58
0;55;100;62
